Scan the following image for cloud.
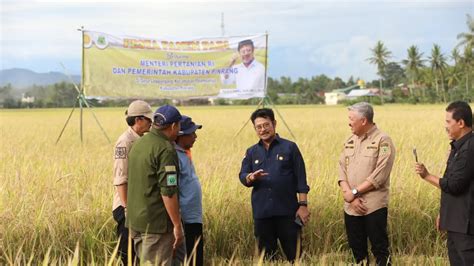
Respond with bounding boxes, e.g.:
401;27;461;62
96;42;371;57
0;0;469;79
307;36;377;80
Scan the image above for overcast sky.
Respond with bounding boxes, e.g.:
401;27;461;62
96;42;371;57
1;0;472;81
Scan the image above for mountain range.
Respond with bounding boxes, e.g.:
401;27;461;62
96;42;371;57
0;68;81;89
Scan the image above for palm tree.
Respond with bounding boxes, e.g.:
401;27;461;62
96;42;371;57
447;66;462;94
419;68;434;98
460;44;474;97
428;44;448;102
402;45;424;96
456;14;474;99
367;41;392;103
451;48;461;65
447;48;462;94
457;14;474;49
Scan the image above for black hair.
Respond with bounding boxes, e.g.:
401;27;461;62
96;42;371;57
251;108;275;124
126;116;149;127
238;39;254;52
446;101;473;127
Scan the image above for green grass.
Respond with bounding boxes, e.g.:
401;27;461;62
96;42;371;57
0;104;451;264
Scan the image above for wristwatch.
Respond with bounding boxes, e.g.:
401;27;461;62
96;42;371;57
351;188;359;197
298;201;308;207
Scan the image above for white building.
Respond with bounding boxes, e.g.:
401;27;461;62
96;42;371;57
324;92;347;105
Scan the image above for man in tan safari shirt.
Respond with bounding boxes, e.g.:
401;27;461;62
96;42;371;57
112;100;153;265
338;102;396;266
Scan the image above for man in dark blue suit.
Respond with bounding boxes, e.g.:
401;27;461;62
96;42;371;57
239;108;310;262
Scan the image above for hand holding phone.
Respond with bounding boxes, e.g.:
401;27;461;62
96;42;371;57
295;215;303;227
413;147;418;163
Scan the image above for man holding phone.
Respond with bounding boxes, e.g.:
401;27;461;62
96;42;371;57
415;101;474;265
239;108;310;262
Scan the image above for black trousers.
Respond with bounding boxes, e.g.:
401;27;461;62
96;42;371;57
447;231;474;266
254;216;302;262
112;206;136;265
344;208;390;266
184;223;204;266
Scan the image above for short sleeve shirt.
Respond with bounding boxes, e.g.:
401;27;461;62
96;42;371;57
112;127;140;210
175;144;203;224
127;128;179;234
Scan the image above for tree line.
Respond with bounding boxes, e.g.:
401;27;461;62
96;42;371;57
265;14;473;105
366;14;473;104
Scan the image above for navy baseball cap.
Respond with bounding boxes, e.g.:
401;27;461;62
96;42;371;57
154;105;182;126
178;116;202;136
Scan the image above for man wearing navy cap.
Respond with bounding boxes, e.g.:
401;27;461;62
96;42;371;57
175;116;204;266
127;104;184;265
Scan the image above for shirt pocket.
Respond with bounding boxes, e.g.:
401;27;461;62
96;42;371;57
363;146;379;157
276;153;291;162
276;153;292;175
344;147;355;157
362;146;379;169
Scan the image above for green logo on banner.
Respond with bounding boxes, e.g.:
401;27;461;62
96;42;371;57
97;36;106;45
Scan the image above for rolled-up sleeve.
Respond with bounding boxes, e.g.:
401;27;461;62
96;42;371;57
292;143;309;193
113;141;129;186
440;148;472;195
366;137;396;189
239;148;253;187
338;150;348;184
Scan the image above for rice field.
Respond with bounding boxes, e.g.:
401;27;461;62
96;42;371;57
0;104;452;265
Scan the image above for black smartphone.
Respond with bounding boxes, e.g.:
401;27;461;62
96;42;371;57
295;216;303;227
413;147;418;163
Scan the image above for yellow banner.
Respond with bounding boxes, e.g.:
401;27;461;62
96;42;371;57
83;31;267;99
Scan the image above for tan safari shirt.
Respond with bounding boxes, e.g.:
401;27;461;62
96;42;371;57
112;127;140;210
338;125;396;216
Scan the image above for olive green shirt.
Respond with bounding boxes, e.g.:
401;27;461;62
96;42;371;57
127;127;179;234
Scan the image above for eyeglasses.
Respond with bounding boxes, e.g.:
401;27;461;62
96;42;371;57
254;122;272;131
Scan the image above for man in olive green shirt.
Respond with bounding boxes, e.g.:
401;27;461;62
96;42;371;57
127;105;184;265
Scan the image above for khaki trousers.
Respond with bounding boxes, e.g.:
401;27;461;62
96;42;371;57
131;229;174;266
